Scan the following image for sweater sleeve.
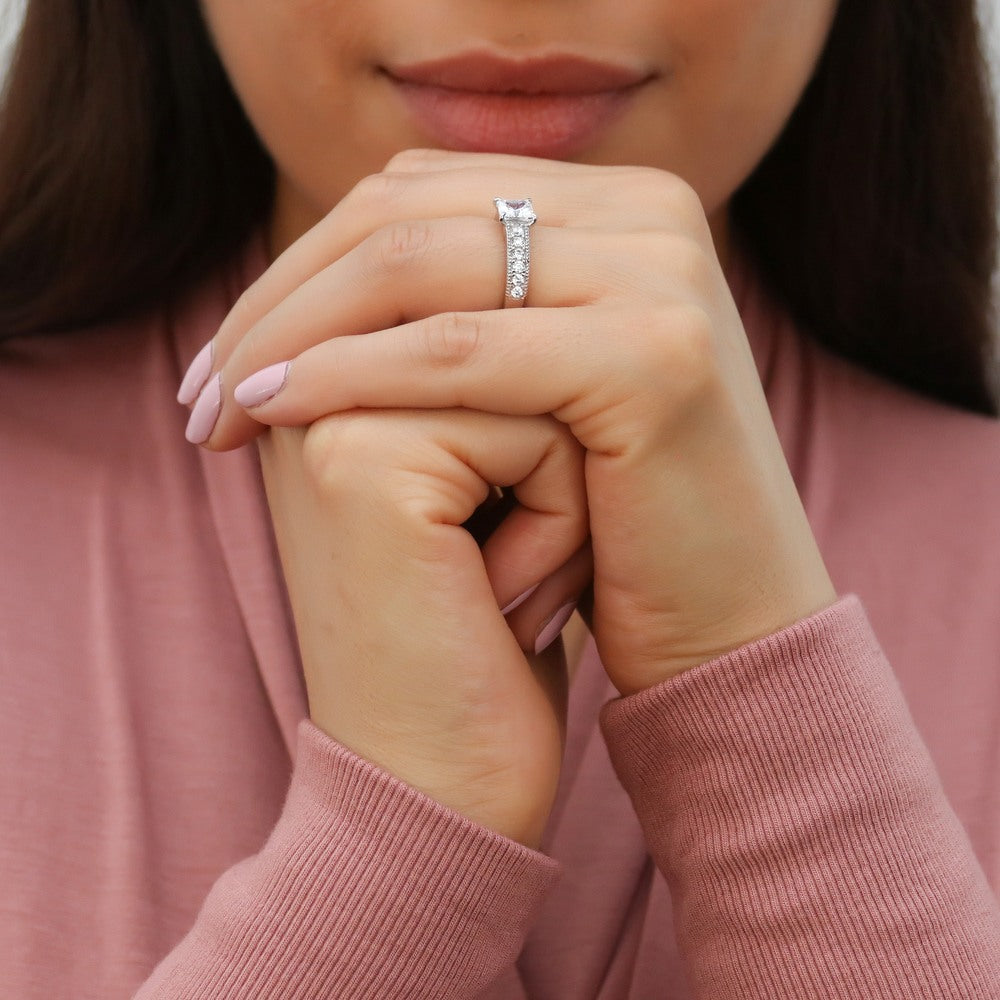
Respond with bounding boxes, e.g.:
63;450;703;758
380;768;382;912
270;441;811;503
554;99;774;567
599;593;1000;999
133;719;560;999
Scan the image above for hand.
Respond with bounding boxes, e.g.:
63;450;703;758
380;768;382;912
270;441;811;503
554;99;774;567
258;407;589;850
185;147;837;699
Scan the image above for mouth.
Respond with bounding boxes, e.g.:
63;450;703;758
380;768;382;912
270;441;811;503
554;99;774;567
382;51;657;158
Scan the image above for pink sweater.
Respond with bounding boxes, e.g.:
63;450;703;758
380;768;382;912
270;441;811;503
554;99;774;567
2;230;1000;999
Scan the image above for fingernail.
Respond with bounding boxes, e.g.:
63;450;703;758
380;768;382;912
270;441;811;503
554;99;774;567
534;601;577;655
177;340;214;405
185;373;222;444
500;583;539;616
234;361;290;409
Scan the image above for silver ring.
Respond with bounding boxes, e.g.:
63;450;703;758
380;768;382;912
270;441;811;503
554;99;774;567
494;198;536;308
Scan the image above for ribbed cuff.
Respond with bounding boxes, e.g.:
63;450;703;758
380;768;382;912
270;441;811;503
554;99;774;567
598;594;1000;998
599;594;876;812
140;719;560;999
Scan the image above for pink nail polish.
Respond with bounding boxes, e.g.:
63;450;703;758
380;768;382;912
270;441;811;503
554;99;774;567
185;373;222;444
234;362;290;409
500;582;540;616
177;340;214;405
534;602;577;655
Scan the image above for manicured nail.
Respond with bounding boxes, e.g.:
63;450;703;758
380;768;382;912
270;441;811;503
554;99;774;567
500;582;539;616
234;361;290;409
177;340;214;405
185;373;222;444
534;601;577;655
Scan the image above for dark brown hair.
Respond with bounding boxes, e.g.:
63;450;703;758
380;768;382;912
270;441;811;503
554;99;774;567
732;0;999;416
0;0;997;415
0;1;273;338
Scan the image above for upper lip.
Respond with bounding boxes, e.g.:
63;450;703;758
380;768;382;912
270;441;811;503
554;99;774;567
385;51;654;95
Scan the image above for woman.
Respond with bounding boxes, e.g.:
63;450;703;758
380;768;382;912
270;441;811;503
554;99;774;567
1;0;999;997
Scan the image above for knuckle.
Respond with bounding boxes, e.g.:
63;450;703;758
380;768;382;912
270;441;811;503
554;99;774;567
226;280;266;341
235;320;271;377
420;311;482;367
634;168;709;234
301;415;445;527
370;220;435;275
648;232;715;297
301;414;381;500
636;305;718;403
344;171;407;214
225;284;272;373
384;147;438;171
670;305;716;373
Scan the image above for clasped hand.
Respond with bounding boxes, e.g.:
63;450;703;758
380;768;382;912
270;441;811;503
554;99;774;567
181;148;836;848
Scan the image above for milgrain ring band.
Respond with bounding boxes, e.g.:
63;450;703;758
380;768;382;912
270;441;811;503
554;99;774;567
494;198;537;308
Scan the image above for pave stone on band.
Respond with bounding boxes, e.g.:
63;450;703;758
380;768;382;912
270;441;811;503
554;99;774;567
494;198;537;307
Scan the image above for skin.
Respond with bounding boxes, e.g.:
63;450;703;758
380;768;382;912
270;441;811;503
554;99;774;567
186;0;840;848
198;0;837;262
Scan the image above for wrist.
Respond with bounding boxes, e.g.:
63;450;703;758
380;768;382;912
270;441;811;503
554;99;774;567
612;580;840;697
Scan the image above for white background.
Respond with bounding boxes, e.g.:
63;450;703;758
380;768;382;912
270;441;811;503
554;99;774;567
0;0;23;75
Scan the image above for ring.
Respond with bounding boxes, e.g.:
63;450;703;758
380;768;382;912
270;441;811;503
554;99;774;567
494;198;536;308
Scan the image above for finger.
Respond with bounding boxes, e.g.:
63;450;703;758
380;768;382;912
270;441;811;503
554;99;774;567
235;300;716;455
525;635;570;754
181;160;705;406
504;543;594;655
444;411;590;613
304;408;588;615
205;221;705;450
382;146;621;175
246;160;687;332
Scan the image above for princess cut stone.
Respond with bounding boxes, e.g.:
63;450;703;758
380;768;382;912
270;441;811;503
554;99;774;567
495;198;537;225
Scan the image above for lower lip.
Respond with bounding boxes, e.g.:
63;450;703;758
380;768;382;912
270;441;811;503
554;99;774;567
388;77;644;158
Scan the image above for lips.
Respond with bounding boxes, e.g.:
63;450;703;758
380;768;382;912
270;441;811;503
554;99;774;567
384;51;654;158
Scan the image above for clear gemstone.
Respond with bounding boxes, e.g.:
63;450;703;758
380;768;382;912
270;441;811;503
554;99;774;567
510;285;525;298
495;198;537;225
